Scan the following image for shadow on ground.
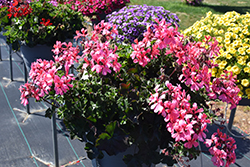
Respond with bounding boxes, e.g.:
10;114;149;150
202;4;250;14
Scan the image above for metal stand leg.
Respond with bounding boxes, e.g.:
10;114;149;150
0;43;2;61
24;62;31;114
52;112;59;167
227;107;236;135
9;44;13;81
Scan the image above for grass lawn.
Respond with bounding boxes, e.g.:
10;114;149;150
129;0;250;30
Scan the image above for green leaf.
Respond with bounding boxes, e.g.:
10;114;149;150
98;133;111;140
96;121;129;156
86;131;96;143
128;68;138;74
120;82;131;90
86;115;97;123
45;107;53;118
105;121;116;136
85;142;94;150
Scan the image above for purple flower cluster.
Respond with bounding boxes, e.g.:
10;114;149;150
106;4;180;43
0;0;12;7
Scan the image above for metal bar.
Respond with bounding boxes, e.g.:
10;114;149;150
9;44;13;81
24;62;31;114
227;107;237;135
52;112;59;167
0;43;2;61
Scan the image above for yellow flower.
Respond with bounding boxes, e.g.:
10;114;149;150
247;62;250;67
244;67;250;73
218;20;224;25
226;54;232;59
241;79;250;87
246;48;250;54
196;33;203;39
232;65;241;75
245;88;250;94
224;38;231;44
238;91;243;97
232;33;238;39
211;68;217;77
237;59;246;65
238;47;245;55
225;43;230;48
216;36;223;43
237;84;243;90
214;58;221;64
229;47;236;54
224;22;230;26
226;66;232;71
218;29;224;34
243;29;248;34
239;33;245;39
233;40;239;47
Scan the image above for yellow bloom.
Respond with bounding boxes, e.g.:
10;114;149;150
217;36;223;43
225;43;230;48
224;38;231;44
243;29;248;34
246;48;250;54
247;62;250;67
233;40;239;47
238;47;246;55
241;79;250;87
239;33;245;39
218;29;224;34
224;22;230;26
232;65;241;75
196;33;203;39
229;47;236;54
214;58;221;64
237;84;243;90
211;68;217;77
245;88;250;94
226;54;232;59
244;67;250;73
237;59;246;65
218;20;224;25
232;33;238;39
238;91;243;97
226;66;232;71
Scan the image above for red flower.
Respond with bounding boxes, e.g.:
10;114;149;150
40;18;53;26
7;0;32;18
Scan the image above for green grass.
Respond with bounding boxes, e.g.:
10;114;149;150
129;0;250;30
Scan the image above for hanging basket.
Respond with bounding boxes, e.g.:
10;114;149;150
92;145;156;167
20;44;54;73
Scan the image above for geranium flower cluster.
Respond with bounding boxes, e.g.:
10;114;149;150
64;0;130;18
136;19;238;165
183;0;203;6
20;19;239;166
75;21;122;75
19;58;74;106
149;82;211;147
106;5;179;43
183;11;250;98
7;0;32;18
19;21;121;105
205;129;237;167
